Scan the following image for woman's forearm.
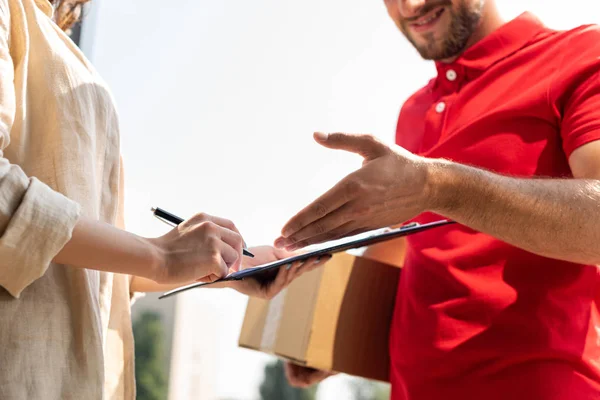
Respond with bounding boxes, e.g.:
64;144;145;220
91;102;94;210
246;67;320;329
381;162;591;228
129;276;182;293
53;216;164;281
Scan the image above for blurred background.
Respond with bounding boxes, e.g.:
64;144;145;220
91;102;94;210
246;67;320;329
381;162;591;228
72;1;598;399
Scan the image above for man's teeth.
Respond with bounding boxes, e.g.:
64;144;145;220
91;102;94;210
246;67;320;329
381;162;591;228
415;10;442;26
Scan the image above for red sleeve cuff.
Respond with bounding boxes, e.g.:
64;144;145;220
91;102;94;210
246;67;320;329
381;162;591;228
562;126;600;159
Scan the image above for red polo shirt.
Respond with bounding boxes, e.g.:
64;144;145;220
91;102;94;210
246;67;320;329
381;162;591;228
390;13;600;400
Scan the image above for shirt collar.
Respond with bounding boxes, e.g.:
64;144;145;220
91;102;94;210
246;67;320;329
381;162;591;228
434;12;549;89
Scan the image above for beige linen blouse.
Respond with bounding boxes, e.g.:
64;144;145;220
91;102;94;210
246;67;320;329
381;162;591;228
0;0;136;399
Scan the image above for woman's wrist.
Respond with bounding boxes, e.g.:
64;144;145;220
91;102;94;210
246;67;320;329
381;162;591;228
143;236;168;283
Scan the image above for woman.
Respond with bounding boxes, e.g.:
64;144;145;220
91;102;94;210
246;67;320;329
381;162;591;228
0;1;328;399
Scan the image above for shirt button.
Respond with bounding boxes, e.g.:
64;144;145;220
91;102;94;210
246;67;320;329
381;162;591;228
435;101;446;113
446;69;457;81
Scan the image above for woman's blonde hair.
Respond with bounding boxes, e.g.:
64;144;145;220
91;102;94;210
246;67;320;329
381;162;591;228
50;0;91;32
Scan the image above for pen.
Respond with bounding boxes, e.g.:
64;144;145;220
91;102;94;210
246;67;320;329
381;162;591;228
151;207;254;258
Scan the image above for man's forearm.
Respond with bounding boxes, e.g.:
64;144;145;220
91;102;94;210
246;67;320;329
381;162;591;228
426;160;600;264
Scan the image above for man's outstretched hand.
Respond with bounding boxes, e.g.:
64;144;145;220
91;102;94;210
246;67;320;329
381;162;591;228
275;132;432;251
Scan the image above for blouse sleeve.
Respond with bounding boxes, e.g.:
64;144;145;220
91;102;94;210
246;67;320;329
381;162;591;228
0;0;81;298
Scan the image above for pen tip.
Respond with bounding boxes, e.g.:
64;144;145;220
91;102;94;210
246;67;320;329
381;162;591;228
150;207;156;213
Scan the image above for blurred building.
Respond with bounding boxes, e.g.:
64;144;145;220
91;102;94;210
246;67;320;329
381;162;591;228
132;294;220;400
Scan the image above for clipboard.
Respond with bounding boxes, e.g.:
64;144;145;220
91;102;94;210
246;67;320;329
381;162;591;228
158;219;454;299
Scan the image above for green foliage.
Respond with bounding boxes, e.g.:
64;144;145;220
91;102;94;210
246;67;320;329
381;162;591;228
133;311;169;400
259;359;318;400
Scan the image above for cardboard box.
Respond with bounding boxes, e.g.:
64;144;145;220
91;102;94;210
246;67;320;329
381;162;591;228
238;251;402;382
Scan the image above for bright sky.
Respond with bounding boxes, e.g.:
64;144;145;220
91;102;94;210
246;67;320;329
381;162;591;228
79;1;598;399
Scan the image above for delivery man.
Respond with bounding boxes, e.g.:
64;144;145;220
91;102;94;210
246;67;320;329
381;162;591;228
274;0;600;399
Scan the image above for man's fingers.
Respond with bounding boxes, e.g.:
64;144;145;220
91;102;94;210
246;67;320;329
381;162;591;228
285;363;310;387
279;179;355;240
284;363;299;385
283;221;360;251
285;211;360;249
285;362;328;388
314;132;388;159
277;205;354;249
